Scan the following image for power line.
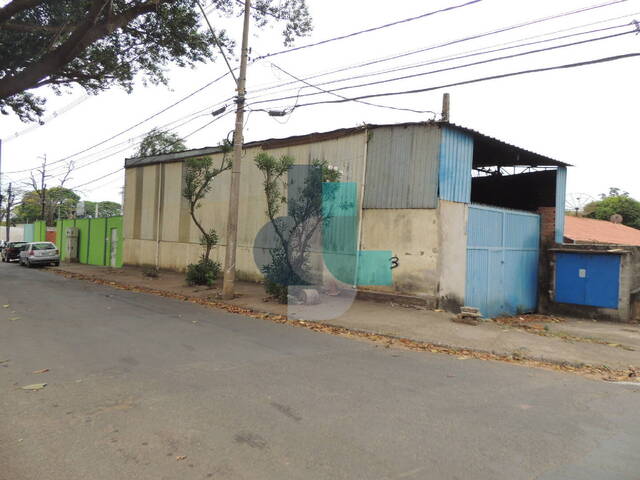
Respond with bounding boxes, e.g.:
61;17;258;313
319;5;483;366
266;63;437;116
247;0;630;95
6;103;227;184
3;73;233;175
288;52;640;110
247;28;637;107
252;0;484;61
76;110;234;190
248;20;635;102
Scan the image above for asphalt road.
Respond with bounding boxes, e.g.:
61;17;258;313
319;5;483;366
1;261;640;480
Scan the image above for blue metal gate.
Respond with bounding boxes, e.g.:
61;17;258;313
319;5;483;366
466;205;540;318
555;252;620;308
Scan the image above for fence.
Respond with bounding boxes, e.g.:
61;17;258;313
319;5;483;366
23;221;47;242
55;216;123;267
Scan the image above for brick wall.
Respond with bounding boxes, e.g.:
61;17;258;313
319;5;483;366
538;207;556;245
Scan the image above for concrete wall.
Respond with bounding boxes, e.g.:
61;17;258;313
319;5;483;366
359;209;439;299
437;200;467;310
124;132;368;280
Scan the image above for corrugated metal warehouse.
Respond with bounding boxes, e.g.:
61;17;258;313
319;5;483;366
123;121;568;317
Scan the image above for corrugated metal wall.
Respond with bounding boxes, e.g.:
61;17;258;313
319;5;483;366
438;127;473;203
555;166;567;243
466;204;540;317
363;125;441;208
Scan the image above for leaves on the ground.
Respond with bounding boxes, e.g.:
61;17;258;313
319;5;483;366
32;368;49;374
21;383;47;390
176;455;187;461
50;269;639;383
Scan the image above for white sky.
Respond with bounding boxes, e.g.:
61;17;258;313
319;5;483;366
1;0;639;208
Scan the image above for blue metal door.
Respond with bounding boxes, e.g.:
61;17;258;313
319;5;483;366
555;253;620;308
466;205;540;318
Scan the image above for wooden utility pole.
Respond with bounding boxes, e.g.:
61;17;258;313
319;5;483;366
222;0;251;299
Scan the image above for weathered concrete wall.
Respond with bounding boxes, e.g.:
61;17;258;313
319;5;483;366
123;132;368;280
359;208;439;299
437;200;467;311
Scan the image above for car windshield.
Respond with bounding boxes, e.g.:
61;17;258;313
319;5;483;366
32;243;56;250
10;242;26;248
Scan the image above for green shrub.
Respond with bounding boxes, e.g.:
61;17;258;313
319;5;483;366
261;247;308;304
186;256;221;287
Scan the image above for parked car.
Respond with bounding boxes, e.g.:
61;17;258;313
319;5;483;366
19;242;60;267
1;242;27;262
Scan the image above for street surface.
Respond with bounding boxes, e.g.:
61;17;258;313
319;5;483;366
1;261;639;479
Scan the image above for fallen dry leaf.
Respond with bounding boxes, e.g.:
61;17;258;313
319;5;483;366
176;455;187;461
49;268;640;383
21;383;47;390
2;305;9;308
32;368;49;374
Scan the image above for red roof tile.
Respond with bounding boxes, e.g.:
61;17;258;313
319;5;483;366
564;215;640;246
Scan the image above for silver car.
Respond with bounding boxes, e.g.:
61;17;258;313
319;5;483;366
19;242;60;267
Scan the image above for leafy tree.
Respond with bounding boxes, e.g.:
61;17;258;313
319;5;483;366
181;141;231;285
14;187;80;225
82;200;122;217
255;154;342;303
136;128;186;157
0;0;312;122
584;187;640;229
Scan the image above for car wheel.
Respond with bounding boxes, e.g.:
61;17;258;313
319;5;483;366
53;262;60;267
26;259;33;268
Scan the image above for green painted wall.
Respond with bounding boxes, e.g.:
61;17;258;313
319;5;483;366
55;216;123;267
34;221;46;241
88;218;107;266
75;219;90;264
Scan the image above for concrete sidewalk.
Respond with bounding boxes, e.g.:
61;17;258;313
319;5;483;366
47;263;640;372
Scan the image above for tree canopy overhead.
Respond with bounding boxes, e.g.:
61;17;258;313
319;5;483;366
136;127;186;157
0;0;312;122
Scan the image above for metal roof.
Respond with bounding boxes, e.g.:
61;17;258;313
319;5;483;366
125;121;569;169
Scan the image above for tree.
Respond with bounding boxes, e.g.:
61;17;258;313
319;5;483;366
181;141;231;285
584;187;640;229
255;154;342;303
0;0;312;122
14;187;80;225
82;200;122;217
136;128;185;157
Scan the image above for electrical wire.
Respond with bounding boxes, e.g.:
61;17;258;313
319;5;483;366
252;0;484;61
247;20;635;102
247;0;631;95
246;28;638;107
3;72;233;175
287;52;640;110
267;63;437;116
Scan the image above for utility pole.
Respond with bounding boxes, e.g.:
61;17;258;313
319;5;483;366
441;93;450;122
0;139;3;229
222;0;251;299
39;155;47;222
5;182;13;242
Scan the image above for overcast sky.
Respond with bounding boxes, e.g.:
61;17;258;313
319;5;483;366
1;0;639;209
